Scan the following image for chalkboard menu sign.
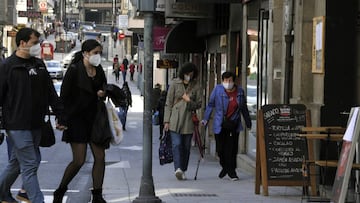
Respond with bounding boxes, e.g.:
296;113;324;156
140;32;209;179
255;104;311;196
262;104;308;180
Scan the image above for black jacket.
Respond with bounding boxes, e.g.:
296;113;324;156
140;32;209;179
0;53;64;130
60;61;107;124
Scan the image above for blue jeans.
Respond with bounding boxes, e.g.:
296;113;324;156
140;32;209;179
118;106;128;127
122;71;127;82
170;131;192;172
0;130;43;203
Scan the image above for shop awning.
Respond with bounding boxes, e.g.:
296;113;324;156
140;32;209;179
165;21;206;53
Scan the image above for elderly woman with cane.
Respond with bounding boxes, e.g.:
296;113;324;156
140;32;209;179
164;62;202;180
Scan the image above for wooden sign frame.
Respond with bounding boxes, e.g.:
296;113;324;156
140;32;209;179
332;107;360;203
312;16;326;74
255;105;316;196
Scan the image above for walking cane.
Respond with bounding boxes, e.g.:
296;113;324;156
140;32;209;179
194;130;205;180
192;112;205;180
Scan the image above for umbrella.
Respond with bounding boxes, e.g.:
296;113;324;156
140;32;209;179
192;111;205;180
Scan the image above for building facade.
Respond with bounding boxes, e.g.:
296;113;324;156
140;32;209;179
132;0;360;179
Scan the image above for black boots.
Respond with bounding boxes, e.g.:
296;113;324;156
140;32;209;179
92;188;107;203
53;186;67;203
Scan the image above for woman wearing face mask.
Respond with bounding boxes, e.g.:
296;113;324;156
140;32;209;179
164;62;202;180
201;71;252;181
53;39;108;203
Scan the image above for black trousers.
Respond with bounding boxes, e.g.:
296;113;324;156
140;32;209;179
215;128;239;174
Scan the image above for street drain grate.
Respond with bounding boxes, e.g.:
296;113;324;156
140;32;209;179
173;193;217;197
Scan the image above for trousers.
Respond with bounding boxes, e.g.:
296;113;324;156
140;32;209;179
0;130;43;203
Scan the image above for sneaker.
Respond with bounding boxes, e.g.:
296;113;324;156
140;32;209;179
228;172;239;181
175;168;183;180
182;172;187;180
218;169;227;179
16;190;29;202
2;196;17;203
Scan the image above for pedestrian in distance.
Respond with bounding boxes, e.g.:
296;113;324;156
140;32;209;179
117;82;132;131
156;90;167;139
53;39;108;203
0;27;67;203
164;62;202;180
112;54;119;70
201;71;252;181
113;61;120;83
129;61;135;81
120;62;127;83
152;83;162;111
122;56;128;69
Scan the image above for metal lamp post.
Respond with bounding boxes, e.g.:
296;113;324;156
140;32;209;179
132;0;161;202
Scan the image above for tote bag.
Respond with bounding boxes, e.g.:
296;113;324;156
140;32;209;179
106;100;123;145
159;131;173;165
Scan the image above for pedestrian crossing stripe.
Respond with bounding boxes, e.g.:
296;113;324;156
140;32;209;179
19;196;67;203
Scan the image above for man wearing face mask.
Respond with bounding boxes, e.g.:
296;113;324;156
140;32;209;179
201;71;252;181
0;28;67;203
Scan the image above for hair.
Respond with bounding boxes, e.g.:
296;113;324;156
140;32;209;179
15;28;40;46
71;39;102;64
178;62;198;80
221;71;236;81
123;81;128;88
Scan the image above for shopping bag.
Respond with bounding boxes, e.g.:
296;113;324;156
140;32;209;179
106;100;123;145
159;131;173;165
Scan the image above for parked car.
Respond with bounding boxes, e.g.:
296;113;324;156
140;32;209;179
60;33;76;48
45;60;64;79
78;25;94;42
61;50;78;69
247;85;257;119
66;32;77;48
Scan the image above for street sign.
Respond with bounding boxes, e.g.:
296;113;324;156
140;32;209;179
39;1;47;12
156;59;178;69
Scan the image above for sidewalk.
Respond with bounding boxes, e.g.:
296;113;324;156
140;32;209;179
101;62;304;203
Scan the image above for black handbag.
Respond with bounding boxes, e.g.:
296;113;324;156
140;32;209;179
40;114;55;147
221;117;238;130
159;131;173;165
91;100;112;149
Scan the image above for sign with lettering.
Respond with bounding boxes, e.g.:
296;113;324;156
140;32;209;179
255;104;311;196
165;0;213;19
153;26;171;51
262;104;308;180
18;11;42;18
156;59;178;69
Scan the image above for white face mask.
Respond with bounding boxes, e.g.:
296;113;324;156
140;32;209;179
223;82;234;90
28;43;41;57
184;75;191;82
88;54;101;67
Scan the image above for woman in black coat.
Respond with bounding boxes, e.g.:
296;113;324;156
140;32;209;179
53;39;108;203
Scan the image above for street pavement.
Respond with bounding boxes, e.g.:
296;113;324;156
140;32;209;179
100;63;305;203
0;36;306;202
